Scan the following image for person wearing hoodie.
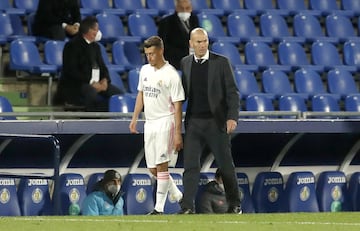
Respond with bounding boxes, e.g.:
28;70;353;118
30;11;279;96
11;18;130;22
82;169;124;216
199;169;228;213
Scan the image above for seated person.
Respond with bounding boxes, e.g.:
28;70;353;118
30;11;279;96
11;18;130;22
82;169;124;216
54;16;124;111
199;169;228;214
33;0;81;40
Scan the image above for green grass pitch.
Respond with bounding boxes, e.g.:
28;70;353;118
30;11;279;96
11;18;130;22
1;212;359;231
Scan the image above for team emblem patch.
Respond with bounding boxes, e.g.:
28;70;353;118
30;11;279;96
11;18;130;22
299;186;310;201
331;185;342;201
69;188;80;203
268;187;279;203
0;188;10;204
136;188;147;203
32;188;43;204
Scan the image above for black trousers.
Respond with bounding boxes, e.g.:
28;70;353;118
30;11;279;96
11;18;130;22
181;118;240;211
81;84;123;112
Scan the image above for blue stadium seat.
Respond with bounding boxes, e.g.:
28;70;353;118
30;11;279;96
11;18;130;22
325;14;358;42
293;13;338;44
97;42;125;73
309;0;353;16
127;13;157;41
327;68;358;99
210;0;247;15
311;41;356;72
294;68;326;99
311;94;340;118
86;172;104;195
316;171;350;212
113;0;159;16
341;0;360;16
233;69;263;100
127;68;140;94
80;0;125;15
244;0;274;14
262;69;297;98
163;173;183;214
17;178;53;215
348;172;360;211
58;173;87;215
236;172;255;213
109;94;135;113
245;94;275;118
0;0;26;15
343;40;360;66
195;172;215;213
0;178;21;216
9;40;58;75
0;96;16;120
279;94;307;118
108;70;126;93
260;12;305;43
284;171;319;212
211;41;257;71
227;12;272;43
13;0;39;14
251;171;286;213
197;12;239;43
146;0;174;16
244;41;291;71
96;13;141;43
0;13;35;42
276;0;318;15
44;40;65;74
278;41;322;72
112;40;143;70
121;173;154;215
191;0;224;15
345;94;360;112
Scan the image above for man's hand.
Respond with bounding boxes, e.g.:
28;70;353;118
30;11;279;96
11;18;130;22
173;133;183;152
226;119;237;134
65;24;79;36
129;119;139;134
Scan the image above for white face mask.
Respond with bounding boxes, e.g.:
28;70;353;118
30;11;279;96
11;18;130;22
107;184;120;195
94;30;102;42
178;12;191;21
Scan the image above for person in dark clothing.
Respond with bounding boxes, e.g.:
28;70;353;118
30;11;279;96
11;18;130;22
179;28;241;214
54;16;123;111
33;0;81;40
158;0;199;70
199;169;228;214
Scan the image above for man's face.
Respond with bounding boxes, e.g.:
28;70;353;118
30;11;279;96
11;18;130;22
86;23;99;42
190;31;209;58
144;46;163;67
176;0;192;13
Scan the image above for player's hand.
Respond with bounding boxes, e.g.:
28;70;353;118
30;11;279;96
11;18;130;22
173;133;183;152
129;120;139;134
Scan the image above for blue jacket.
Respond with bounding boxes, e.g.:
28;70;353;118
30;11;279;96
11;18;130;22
82;191;124;216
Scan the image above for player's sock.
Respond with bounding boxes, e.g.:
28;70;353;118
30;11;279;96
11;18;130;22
154;171;170;212
168;174;183;202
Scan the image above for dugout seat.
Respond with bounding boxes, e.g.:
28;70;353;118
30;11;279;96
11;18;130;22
58;173;87;215
316;171;350;212
252;171;286;213
0;177;21;216
109;94;135;113
17;178;53;215
237;172;255;213
284;171;319;212
121;173;154;215
86;172;104;195
348;172;360;211
0;96;16;120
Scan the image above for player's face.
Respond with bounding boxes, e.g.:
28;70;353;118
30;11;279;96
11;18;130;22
144;46;163;67
190;31;209;58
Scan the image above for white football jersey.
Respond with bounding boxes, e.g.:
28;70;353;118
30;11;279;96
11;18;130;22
138;62;185;120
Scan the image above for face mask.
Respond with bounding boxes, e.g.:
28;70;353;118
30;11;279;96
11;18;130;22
107;184;120;195
178;12;191;21
94;30;102;42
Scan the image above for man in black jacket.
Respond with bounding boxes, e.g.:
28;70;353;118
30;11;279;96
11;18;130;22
33;0;81;40
54;16;123;111
179;28;241;214
158;0;199;70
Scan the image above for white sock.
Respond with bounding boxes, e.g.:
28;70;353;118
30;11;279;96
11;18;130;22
154;171;170;212
168;175;183;202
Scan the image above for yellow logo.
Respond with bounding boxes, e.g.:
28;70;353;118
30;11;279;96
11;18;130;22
136;188;147;203
268;187;279;203
331;185;342;201
0;188;10;204
69;188;80;203
32;188;43;204
300;186;310;201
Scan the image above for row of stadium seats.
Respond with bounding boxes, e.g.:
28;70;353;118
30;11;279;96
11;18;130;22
2;0;359;17
1;170;359;216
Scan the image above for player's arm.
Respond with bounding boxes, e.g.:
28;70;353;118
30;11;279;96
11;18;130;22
129;91;144;134
173;101;183;151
